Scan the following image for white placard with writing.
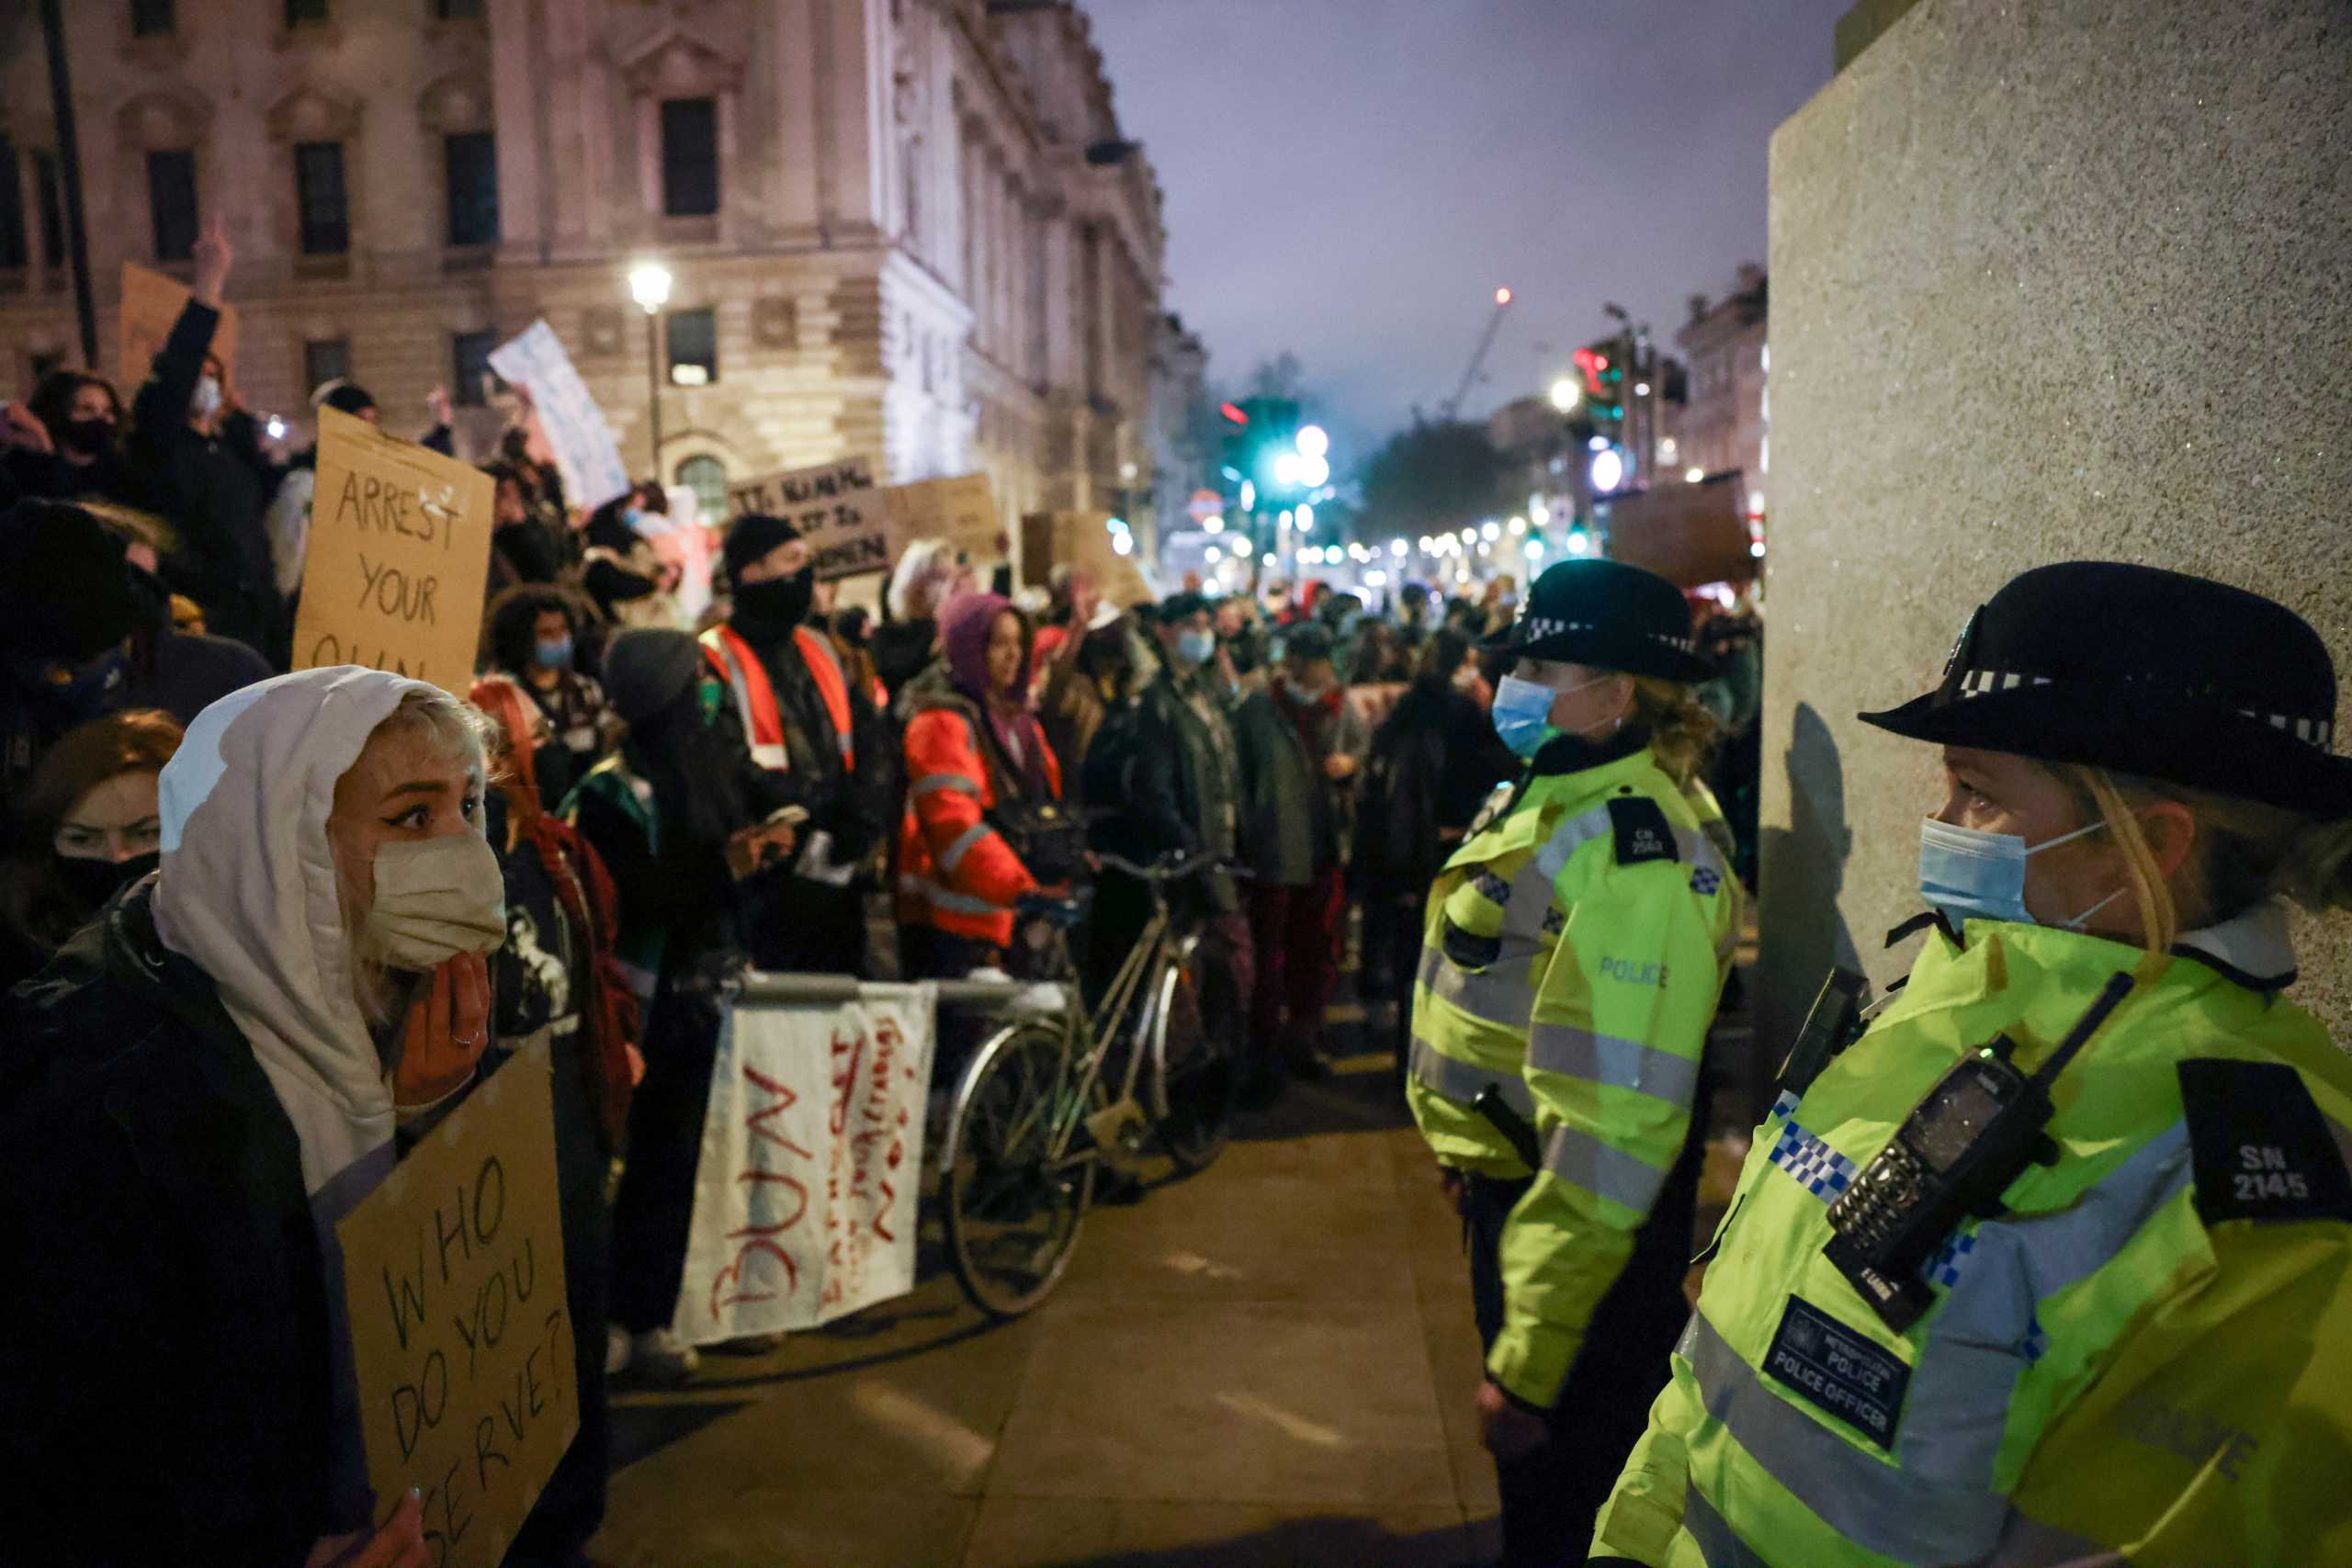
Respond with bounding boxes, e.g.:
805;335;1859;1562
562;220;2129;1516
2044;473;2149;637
672;986;938;1345
487;320;632;512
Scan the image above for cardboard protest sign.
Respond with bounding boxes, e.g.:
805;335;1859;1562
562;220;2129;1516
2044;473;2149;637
292;407;495;693
1600;474;1756;587
118;260;239;390
724;457;896;582
673;986;937;1345
337;1044;574;1568
884;472;1003;561
487;320;632;512
1023;510;1155;607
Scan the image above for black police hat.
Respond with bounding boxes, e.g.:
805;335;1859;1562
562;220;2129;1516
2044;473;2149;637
1860;561;2352;817
1484;558;1711;682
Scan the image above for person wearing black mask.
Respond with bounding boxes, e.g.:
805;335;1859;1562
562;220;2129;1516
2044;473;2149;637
0;709;182;991
703;513;894;975
3;369;134;504
0;499;147;818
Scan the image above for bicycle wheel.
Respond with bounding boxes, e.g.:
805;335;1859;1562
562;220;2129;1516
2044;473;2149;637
1152;949;1237;1174
939;1021;1095;1318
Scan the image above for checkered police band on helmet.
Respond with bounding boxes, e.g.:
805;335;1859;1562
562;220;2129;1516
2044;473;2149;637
1486;558;1713;683
1860;561;2352;817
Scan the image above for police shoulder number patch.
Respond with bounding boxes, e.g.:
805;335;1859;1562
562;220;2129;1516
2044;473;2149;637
1607;796;1679;867
2178;1058;2352;1226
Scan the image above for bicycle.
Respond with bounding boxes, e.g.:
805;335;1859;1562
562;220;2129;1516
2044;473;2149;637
936;850;1242;1318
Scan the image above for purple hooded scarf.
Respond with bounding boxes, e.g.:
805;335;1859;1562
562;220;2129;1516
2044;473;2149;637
938;591;1046;793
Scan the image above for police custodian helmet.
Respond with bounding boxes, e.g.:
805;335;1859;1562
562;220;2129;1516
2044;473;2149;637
1860;561;2352;817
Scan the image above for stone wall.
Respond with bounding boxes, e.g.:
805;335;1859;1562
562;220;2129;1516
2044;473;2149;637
1758;0;2352;1065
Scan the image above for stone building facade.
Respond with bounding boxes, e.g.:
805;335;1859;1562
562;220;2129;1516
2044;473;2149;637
1673;264;1769;515
0;0;1167;557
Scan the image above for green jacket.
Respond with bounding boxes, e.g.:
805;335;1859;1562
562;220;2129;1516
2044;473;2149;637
1407;739;1741;1406
1596;907;2352;1568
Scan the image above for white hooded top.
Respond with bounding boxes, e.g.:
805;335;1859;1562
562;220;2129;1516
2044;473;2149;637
154;665;435;1195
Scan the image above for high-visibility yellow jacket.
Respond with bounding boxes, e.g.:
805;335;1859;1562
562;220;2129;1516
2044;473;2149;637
1594;906;2352;1568
1406;743;1742;1407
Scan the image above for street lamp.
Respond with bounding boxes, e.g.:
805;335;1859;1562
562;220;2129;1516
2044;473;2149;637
628;260;673;473
1549;378;1581;412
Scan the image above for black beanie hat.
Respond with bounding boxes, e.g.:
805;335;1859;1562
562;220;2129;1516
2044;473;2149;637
311;378;378;418
722;513;802;581
600;628;707;729
0;499;141;660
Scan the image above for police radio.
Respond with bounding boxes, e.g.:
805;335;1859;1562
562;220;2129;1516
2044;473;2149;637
1825;971;2139;1333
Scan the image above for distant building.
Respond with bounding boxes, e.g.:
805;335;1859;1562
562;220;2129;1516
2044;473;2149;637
1673;264;1770;519
1142;310;1208;565
0;0;1167;558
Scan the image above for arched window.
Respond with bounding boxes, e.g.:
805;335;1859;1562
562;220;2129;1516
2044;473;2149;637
676;453;728;523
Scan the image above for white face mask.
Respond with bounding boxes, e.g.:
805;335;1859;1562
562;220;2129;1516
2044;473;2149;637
190;375;222;423
356;832;506;971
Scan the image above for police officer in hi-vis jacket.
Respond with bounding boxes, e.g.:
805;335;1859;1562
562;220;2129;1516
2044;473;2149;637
1407;558;1742;1567
1593;562;2352;1568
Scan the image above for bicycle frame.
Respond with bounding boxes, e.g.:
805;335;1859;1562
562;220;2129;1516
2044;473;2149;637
1035;897;1175;1168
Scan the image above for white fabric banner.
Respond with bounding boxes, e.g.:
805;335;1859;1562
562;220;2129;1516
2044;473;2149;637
486;320;632;512
671;985;937;1345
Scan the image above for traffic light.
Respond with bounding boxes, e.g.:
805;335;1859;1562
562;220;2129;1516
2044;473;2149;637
1220;397;1311;509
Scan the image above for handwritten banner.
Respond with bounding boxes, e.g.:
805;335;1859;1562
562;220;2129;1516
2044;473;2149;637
1026;510;1155;608
119;261;239;390
292;407;495;693
337;1044;575;1568
673;986;937;1346
884;472;1002;562
723;457;895;583
487;321;632;512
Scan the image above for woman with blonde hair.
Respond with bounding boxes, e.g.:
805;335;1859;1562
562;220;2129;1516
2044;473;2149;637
1595;563;2352;1568
1406;558;1742;1566
3;667;509;1566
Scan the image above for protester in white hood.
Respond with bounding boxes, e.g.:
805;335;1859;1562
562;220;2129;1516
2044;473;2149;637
2;665;508;1567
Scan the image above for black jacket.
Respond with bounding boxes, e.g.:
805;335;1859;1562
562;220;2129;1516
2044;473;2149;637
1091;667;1242;912
0;882;337;1565
1360;679;1519;886
128;300;277;656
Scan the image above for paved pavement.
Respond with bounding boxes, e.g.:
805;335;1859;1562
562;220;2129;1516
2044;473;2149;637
590;1026;1506;1567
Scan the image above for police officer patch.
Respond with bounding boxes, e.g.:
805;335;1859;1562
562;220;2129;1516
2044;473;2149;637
1608;797;1678;867
1763;1296;1910;1450
2178;1058;2352;1225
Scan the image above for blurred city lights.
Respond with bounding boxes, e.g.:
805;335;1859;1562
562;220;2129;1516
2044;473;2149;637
1590;449;1626;491
1203;514;1224;533
1239;480;1256;510
1479;522;1500;541
1297;455;1330;488
1495;286;1513;306
1549;378;1581;412
1685;466;1706;483
1389;539;1408;558
1295;424;1329;458
1273;453;1304;487
1296;503;1316;531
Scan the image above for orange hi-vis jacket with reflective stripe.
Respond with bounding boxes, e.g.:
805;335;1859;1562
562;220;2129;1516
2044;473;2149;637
698;623;855;773
898;698;1062;948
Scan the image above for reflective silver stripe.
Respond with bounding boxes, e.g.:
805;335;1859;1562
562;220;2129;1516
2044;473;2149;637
795;628;857;760
1525;1021;1700;1108
910;772;982;797
1496;857;1566;940
1425;951;1536;1027
1532;806;1614;882
1408;1037;1535;1119
709;642;775;770
1979;1509;2122;1568
938;821;994;874
1899;1123;2194;1492
1683;1482;1776;1568
904;876;1012;918
1540;1122;1670;1211
1682;1310;2005;1563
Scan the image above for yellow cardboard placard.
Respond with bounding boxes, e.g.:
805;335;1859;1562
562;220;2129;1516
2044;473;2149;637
293;407;496;692
336;1044;575;1568
724;457;894;581
1025;510;1155;607
118;260;239;389
884;473;1003;562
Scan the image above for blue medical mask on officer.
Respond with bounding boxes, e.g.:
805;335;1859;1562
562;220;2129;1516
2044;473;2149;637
1917;817;2122;933
1489;671;1614;761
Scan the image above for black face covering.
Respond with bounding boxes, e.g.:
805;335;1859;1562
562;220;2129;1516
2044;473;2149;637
51;851;157;915
533;739;580;816
730;570;816;642
60;418;115;457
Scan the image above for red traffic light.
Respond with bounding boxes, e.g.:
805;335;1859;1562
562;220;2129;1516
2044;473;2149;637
1219;401;1250;425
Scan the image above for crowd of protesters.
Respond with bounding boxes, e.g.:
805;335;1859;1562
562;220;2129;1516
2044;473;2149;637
0;231;1768;1568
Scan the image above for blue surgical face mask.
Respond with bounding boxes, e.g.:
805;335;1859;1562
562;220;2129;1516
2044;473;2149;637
532;634;574;670
1489;671;1611;761
1917;817;2120;935
1176;628;1216;668
622;506;646;534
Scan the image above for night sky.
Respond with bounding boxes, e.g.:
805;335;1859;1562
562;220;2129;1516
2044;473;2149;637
1085;0;1856;460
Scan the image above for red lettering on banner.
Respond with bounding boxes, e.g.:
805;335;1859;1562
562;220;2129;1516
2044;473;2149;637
708;1060;817;1323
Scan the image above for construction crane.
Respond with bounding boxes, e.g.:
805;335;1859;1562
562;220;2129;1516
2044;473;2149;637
1438;287;1515;421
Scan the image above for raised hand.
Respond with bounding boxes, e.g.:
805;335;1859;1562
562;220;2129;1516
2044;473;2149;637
192;213;232;308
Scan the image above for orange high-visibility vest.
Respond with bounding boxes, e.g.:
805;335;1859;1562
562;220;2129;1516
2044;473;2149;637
698;623;855;773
